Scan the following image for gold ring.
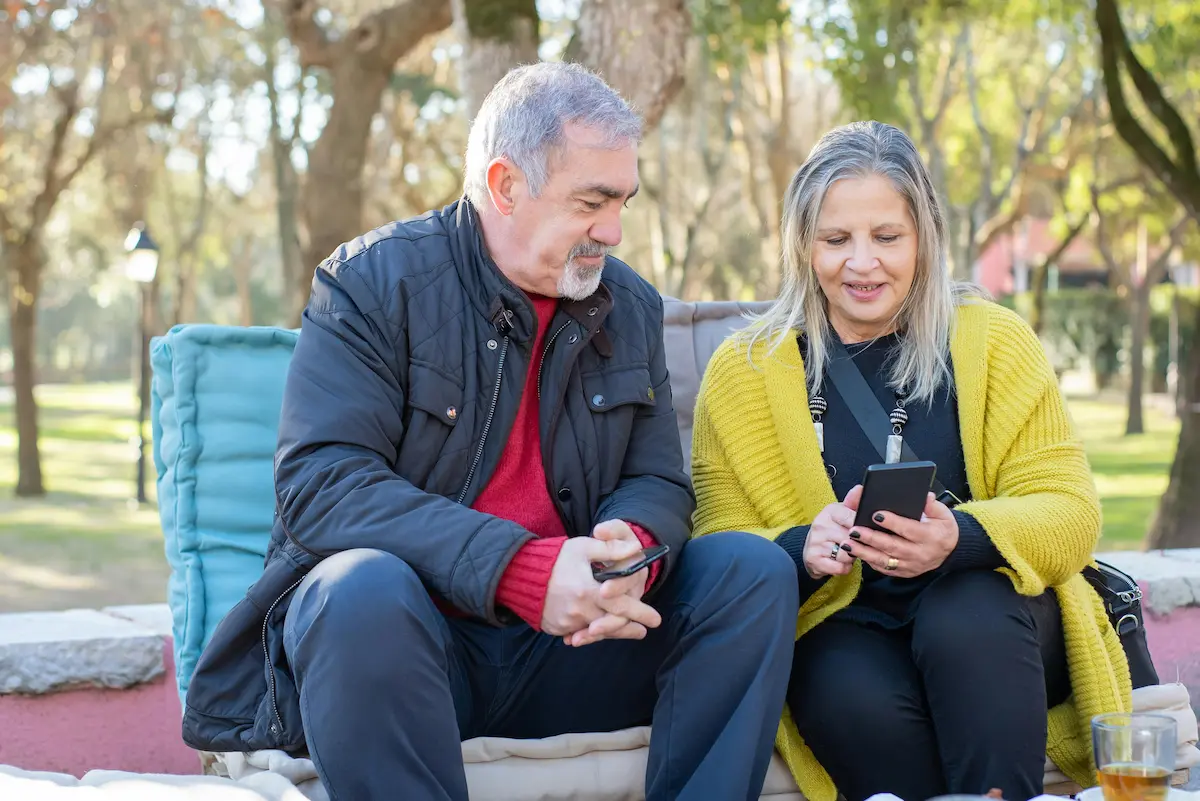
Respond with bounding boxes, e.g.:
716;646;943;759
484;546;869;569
885;557;899;571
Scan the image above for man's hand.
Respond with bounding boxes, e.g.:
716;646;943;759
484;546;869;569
540;531;660;640
561;521;659;647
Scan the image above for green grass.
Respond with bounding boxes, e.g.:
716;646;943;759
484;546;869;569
0;382;168;613
1068;394;1179;551
0;382;1181;612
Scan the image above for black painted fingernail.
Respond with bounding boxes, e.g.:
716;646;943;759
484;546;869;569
872;512;885;523
840;543;853;554
849;530;861;540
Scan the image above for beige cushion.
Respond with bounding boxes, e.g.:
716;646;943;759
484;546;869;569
189;683;1199;801
7;684;1191;799
661;297;771;471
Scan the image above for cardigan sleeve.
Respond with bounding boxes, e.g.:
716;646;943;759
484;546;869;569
690;367;791;542
955;312;1102;595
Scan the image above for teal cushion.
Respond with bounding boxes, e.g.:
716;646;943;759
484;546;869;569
151;324;298;705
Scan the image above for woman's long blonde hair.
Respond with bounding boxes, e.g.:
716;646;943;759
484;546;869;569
739;121;988;405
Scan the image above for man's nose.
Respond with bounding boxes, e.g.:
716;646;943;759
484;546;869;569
591;210;623;248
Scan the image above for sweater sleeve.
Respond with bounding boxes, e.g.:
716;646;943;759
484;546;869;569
774;525;830;600
955;311;1102;594
939;511;1006;572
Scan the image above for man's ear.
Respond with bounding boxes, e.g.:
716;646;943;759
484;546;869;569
485;158;520;216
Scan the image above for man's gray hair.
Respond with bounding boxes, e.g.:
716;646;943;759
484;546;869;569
463;62;643;207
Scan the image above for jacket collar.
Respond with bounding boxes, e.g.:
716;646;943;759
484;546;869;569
446;197;614;343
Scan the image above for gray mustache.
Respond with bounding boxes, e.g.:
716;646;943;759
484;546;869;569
569;242;609;259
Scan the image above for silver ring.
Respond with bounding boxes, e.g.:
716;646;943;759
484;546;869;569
829;543;841;560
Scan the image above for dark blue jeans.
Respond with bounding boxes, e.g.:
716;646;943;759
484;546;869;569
283;532;799;801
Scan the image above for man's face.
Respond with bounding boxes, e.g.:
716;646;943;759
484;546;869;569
505;122;639;300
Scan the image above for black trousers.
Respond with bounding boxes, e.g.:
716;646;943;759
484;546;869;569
788;569;1071;801
282;532;799;801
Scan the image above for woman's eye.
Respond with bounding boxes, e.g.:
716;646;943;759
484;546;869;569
877;234;899;243
826;237;847;246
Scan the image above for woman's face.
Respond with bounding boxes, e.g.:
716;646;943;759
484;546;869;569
810;173;918;343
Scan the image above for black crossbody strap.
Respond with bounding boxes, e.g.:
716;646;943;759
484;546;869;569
824;337;958;505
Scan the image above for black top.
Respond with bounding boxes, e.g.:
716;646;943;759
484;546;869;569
774;332;1006;628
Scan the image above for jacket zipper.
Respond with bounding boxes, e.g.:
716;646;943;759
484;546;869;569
262;576;306;736
536;322;571;400
456;335;509;504
536;320;575;530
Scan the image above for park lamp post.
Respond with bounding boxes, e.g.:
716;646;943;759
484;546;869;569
124;222;159;505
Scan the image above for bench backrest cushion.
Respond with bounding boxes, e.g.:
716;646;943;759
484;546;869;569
151;325;298;703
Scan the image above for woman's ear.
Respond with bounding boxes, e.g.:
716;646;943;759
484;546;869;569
485;158;519;216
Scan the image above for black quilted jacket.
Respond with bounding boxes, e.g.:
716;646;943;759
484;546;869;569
180;199;695;753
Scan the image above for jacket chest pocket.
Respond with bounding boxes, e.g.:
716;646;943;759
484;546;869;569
398;364;463;485
580;364;655;493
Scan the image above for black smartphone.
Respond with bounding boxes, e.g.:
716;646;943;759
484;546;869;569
853;461;938;531
592;544;670;582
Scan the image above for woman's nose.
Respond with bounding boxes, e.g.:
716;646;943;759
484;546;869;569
845;241;878;272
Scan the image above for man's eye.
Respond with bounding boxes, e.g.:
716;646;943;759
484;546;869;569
584;201;604;211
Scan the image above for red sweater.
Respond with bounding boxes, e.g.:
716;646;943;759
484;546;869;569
473;294;660;630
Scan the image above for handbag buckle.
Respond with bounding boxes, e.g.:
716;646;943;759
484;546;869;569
1116;613;1140;636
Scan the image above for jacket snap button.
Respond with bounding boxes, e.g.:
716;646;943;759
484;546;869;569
587;307;598;316
557;487;572;502
568;334;578;344
486;339;497;350
270;724;278;734
592;394;605;407
446;406;457;421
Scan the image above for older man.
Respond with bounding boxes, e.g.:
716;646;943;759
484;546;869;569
180;62;798;801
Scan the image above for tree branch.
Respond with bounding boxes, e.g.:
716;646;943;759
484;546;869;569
1146;215;1192;286
30;80;83;232
930;27;965;127
1095;0;1200;217
1105;4;1197;178
964;26;993;202
357;0;452;69
279;0;336;69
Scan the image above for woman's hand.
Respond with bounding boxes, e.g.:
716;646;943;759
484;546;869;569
802;485;863;580
843;493;959;578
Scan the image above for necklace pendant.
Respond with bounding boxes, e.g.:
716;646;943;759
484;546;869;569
886;433;903;464
814;421;824;453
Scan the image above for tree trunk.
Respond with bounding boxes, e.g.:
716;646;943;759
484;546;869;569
8;242;44;497
235;235;255;327
300;64;393;299
264;57;307;325
285;0;453;319
452;0;540;120
572;0;690;130
1147;301;1200;549
1126;282;1149;435
1030;216;1088;335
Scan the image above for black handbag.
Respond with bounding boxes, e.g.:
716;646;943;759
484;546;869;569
1081;561;1159;688
824;339;1160;687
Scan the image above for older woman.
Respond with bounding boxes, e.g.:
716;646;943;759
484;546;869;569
690;121;1131;801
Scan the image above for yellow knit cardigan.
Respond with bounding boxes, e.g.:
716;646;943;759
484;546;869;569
690;300;1131;801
